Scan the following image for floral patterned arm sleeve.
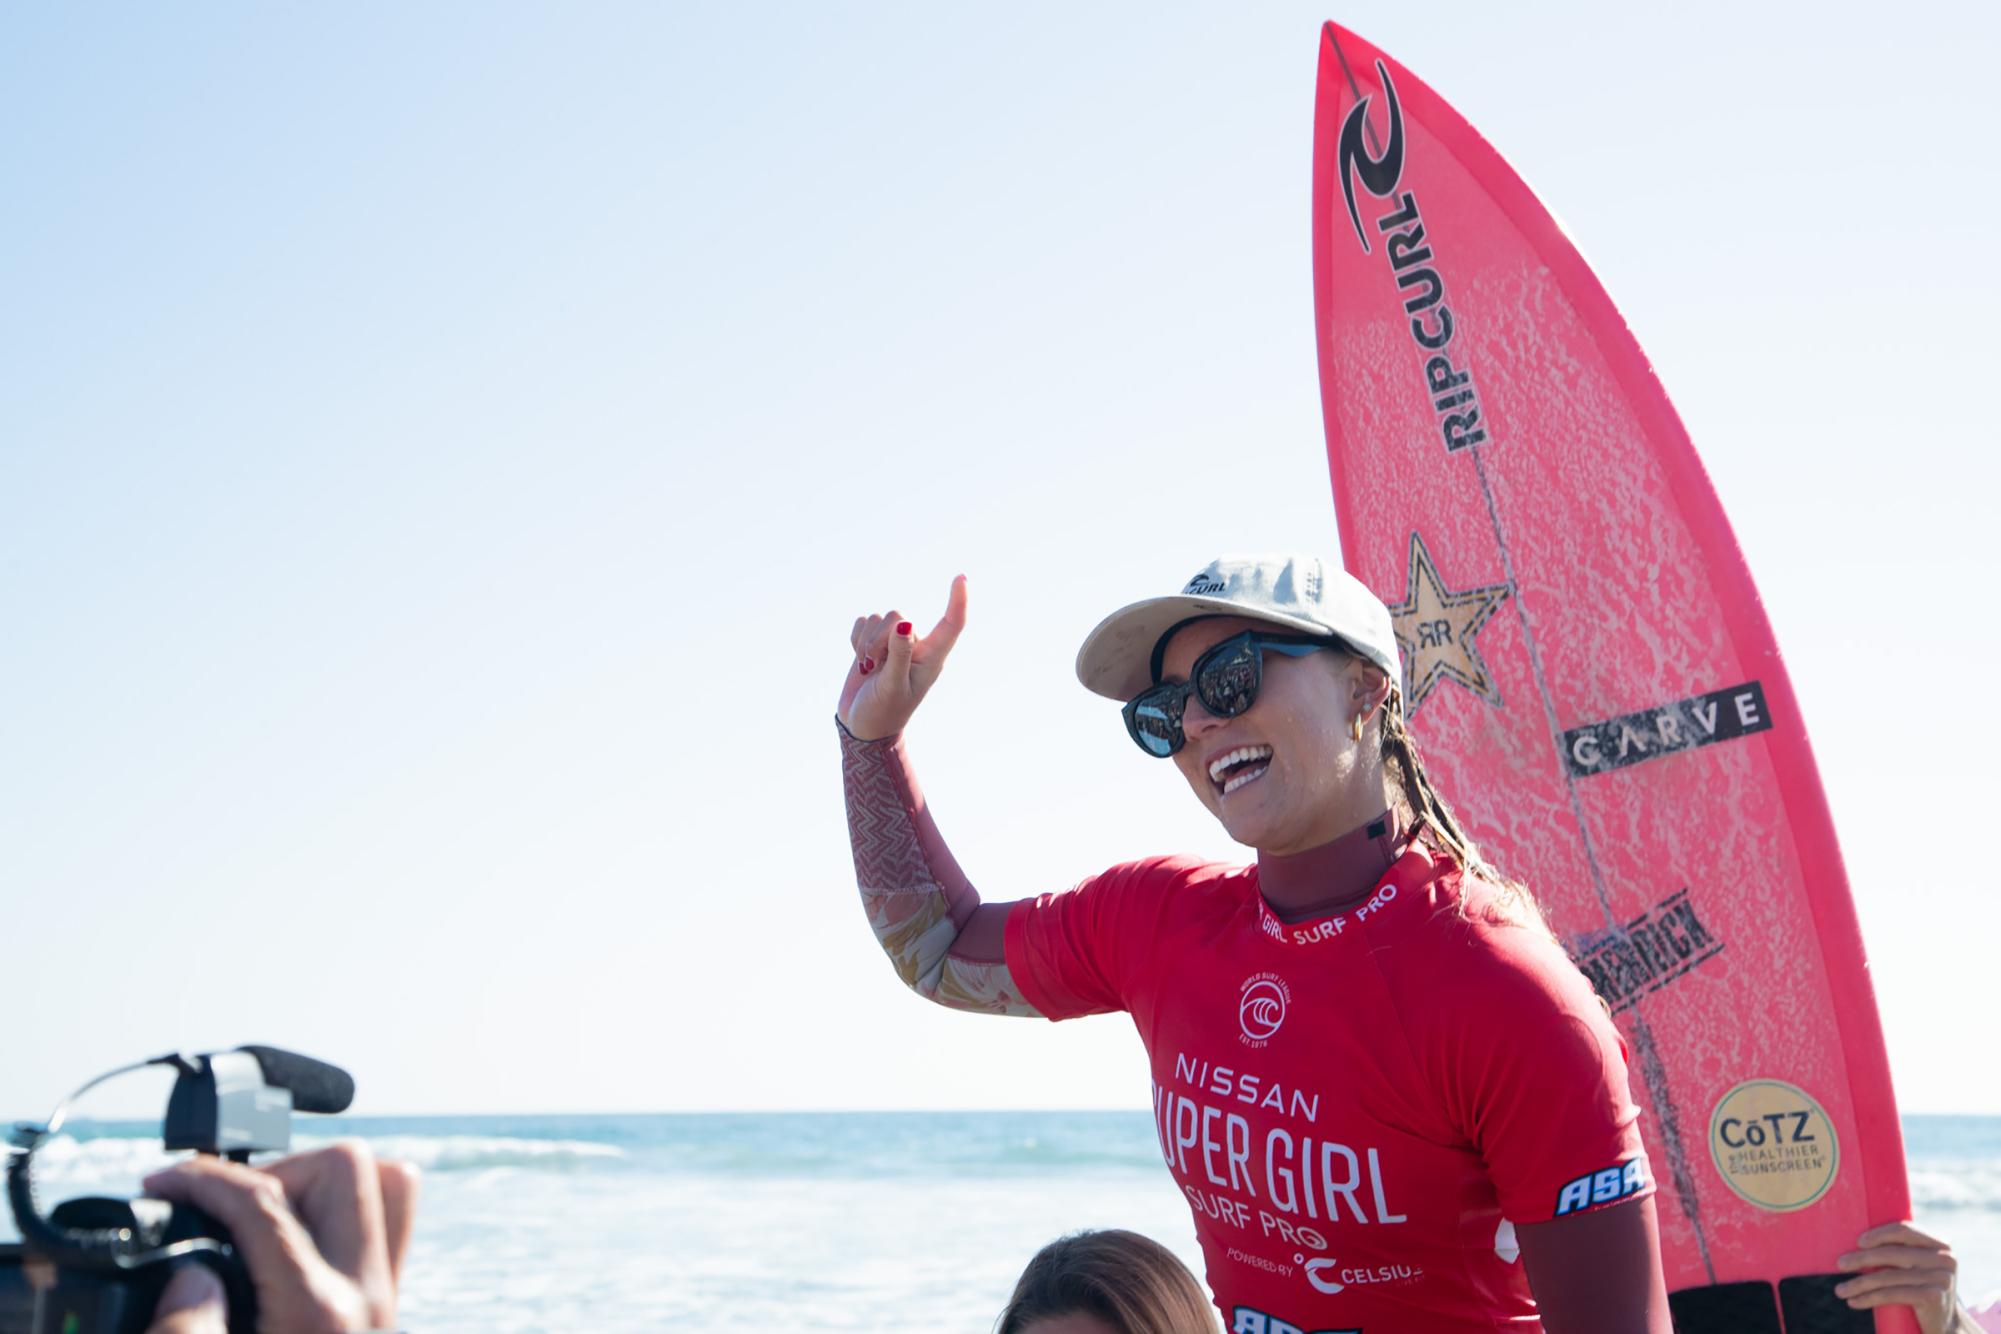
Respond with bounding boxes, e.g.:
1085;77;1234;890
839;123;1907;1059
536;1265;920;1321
838;719;1038;1017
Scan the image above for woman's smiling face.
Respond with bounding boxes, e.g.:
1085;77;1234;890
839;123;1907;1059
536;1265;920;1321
1157;616;1383;855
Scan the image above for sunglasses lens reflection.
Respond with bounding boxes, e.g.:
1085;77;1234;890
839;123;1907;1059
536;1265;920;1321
1124;634;1325;758
1130;693;1182;756
1198;642;1260;717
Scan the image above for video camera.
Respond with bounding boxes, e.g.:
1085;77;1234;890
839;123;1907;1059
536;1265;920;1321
0;1046;353;1334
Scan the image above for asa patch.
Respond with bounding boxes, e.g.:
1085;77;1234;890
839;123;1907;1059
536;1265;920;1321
1553;1156;1651;1217
1230;1309;1360;1334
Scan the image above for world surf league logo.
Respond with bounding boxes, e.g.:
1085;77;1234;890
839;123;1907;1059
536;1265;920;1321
1335;59;1488;453
1238;973;1290;1046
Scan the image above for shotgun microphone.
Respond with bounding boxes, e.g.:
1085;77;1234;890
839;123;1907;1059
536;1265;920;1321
234;1046;354;1115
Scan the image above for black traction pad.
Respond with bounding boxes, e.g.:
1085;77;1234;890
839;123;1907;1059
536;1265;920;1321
1669;1280;1782;1333
1778;1274;1873;1332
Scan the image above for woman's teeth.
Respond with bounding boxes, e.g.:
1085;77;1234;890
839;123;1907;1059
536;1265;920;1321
1208;745;1274;796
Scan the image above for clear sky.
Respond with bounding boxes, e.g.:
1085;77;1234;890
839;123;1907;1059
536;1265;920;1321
3;1;1996;1120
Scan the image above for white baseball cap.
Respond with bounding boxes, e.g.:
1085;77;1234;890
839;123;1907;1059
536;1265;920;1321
1075;554;1400;701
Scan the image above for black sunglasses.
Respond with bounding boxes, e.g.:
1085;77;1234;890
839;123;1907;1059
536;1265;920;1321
1122;630;1337;758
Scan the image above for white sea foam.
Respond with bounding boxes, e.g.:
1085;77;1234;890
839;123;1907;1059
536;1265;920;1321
8;1114;1999;1331
25;1125;2001;1205
20;1134;175;1187
292;1133;627;1173
12;1132;626;1184
1910;1163;2001;1213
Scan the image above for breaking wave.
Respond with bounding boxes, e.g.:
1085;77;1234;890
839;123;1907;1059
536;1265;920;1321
1909;1164;2001;1213
294;1134;628;1173
16;1131;626;1186
16;1115;2000;1205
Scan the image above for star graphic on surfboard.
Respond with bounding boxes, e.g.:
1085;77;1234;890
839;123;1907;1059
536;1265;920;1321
1388;531;1511;714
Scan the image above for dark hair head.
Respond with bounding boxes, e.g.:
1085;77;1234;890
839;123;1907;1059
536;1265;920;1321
995;1230;1218;1334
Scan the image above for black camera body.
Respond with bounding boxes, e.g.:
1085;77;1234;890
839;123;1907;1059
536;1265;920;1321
3;1047;352;1334
0;1198;250;1334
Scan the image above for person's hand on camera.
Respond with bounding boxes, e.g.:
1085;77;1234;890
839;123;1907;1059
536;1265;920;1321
1837;1221;1981;1334
141;1141;418;1334
840;574;969;741
146;1264;231;1334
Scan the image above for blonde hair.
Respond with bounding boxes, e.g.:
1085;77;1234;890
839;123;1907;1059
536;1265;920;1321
1374;685;1550;935
995;1230;1218;1334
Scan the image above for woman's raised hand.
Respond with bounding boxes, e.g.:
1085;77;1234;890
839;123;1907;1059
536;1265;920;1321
840;575;969;741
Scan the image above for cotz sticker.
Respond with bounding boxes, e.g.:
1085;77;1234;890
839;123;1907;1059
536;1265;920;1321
1709;1078;1839;1211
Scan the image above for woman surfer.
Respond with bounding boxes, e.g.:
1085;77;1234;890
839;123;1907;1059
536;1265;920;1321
837;555;1671;1332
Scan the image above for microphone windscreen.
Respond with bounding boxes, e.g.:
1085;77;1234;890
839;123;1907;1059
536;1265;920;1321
236;1045;355;1114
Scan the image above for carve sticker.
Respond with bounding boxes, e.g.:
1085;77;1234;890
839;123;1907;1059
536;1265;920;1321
1562;682;1774;778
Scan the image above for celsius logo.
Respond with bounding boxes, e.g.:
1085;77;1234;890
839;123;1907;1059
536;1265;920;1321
1238;973;1290;1044
1296;1254;1425;1296
1337;58;1405;252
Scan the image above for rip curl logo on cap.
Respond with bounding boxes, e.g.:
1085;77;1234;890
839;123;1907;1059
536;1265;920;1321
1184;572;1228;596
1238;972;1290;1046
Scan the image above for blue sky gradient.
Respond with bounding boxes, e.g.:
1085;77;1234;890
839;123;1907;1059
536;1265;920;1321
3;2;1996;1117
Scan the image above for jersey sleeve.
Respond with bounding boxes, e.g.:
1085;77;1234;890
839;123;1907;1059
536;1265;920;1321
1004;856;1206;1021
838;719;1038;1016
1430;911;1655;1225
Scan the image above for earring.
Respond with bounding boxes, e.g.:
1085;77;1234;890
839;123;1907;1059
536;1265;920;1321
1349;713;1366;743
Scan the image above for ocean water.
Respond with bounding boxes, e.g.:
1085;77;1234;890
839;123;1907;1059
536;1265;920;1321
5;1112;1998;1331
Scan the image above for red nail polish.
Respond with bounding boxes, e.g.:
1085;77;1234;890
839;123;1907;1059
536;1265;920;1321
896;621;912;636
860;658;874;675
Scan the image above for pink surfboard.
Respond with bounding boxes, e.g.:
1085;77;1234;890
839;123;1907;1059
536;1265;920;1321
1311;22;1913;1334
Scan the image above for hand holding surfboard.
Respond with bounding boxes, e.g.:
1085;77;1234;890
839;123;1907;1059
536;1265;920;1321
1840;1222;1978;1333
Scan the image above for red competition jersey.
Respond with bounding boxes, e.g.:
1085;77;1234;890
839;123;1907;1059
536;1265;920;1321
1004;843;1652;1334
